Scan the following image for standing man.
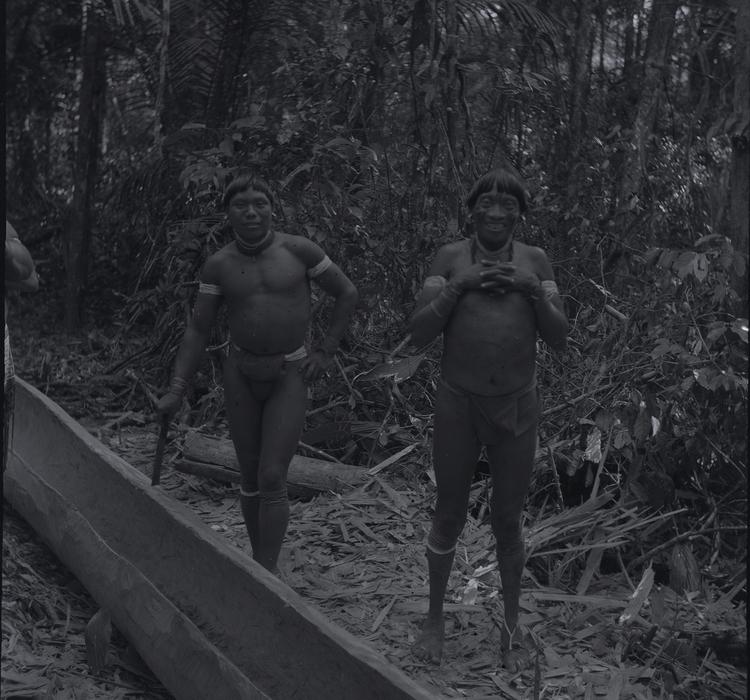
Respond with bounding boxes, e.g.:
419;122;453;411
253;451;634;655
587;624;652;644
157;175;358;574
409;170;567;670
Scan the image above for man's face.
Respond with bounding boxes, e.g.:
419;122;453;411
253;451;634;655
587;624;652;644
471;186;521;250
227;188;272;242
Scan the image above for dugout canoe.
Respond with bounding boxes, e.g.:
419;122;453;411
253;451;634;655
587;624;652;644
3;378;434;700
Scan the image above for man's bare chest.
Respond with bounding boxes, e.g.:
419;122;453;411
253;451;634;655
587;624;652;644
220;251;309;299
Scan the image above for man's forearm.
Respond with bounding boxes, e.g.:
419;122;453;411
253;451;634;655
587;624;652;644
171;326;210;386
320;288;358;354
533;297;568;351
409;281;461;348
5;246;35;283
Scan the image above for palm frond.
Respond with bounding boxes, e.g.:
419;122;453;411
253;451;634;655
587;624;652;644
456;0;562;45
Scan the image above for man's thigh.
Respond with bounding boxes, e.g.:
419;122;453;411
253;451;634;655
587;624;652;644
486;424;537;519
259;359;308;474
223;355;263;481
433;382;482;501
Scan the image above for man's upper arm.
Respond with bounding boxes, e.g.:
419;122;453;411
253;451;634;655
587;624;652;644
414;246;454;310
293;237;355;297
533;247;564;310
192;256;223;333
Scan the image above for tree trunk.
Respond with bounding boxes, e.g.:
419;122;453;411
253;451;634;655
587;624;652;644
65;0;106;331
567;0;595;199
730;0;749;312
618;0;679;207
153;0;170;151
444;0;461;214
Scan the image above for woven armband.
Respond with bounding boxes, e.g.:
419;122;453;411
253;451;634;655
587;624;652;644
423;275;447;291
198;282;222;296
308;255;332;279
168;376;188;397
540;280;559;300
429;283;461;318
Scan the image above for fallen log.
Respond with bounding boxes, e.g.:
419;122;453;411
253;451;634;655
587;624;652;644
178;430;368;493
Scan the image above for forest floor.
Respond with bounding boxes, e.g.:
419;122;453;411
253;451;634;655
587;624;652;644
2;318;747;700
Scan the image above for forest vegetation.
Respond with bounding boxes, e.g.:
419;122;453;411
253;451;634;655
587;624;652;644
4;0;748;697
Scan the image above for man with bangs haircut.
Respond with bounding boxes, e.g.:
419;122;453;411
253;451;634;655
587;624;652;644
409;169;568;671
158;174;358;574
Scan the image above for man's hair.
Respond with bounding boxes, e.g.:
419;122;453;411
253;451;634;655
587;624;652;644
222;174;275;209
465;169;528;213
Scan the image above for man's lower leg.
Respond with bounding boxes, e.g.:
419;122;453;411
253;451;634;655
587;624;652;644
257;488;289;572
239;489;261;555
412;542;455;663
426;546;455;621
497;539;525;646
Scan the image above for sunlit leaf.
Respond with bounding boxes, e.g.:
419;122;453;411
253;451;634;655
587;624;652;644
355;355;426;384
618;564;654;625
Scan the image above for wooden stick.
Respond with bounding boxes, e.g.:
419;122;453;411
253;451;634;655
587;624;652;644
151;416;169;486
628;525;748;570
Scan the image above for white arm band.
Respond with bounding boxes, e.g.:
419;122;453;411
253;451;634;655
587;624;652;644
540;280;559;300
423;275;447;290
198;282;222;296
308;255;333;279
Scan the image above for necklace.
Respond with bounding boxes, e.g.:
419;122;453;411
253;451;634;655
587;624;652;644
470;235;513;264
234;229;275;257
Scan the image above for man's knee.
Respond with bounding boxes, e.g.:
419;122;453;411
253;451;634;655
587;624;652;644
427;509;467;554
259;486;288;506
257;466;287;494
492;516;523;556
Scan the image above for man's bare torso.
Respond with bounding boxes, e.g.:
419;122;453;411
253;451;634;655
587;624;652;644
442;239;541;395
206;233;312;354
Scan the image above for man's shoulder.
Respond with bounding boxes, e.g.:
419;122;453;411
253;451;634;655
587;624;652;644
515;241;549;262
279;232;324;264
436;239;470;259
515;242;554;278
201;245;234;276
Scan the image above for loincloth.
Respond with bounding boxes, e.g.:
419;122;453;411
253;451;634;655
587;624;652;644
229;342;306;383
438;377;538;442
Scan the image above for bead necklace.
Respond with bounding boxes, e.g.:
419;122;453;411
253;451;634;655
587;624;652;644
470;235;514;264
234;229;275;257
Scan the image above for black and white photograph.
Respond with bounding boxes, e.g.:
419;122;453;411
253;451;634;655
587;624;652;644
3;1;747;698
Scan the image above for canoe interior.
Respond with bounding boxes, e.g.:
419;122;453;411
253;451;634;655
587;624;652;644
4;378;433;700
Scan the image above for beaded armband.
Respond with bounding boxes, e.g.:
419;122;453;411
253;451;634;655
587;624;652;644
540;280;559;300
168;376;188;396
198;282;222;296
308;256;332;279
429;283;461;318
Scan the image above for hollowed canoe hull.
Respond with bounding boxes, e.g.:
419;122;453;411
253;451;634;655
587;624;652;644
3;378;433;700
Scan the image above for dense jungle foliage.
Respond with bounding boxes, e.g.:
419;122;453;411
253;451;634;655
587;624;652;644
5;0;748;597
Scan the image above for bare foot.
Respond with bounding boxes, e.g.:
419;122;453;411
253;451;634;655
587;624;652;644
501;621;531;673
412;617;445;664
502;646;531;673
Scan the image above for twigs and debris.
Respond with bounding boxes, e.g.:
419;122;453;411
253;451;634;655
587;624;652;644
6;318;746;699
1;510;173;699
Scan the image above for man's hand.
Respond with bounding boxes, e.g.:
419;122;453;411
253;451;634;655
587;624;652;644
451;262;495;292
155;391;183;418
479;262;541;298
301;350;333;383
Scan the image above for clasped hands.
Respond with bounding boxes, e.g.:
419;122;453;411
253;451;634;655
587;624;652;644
455;260;541;299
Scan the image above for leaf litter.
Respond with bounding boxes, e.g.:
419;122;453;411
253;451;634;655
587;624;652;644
105;422;745;700
3;384;746;699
